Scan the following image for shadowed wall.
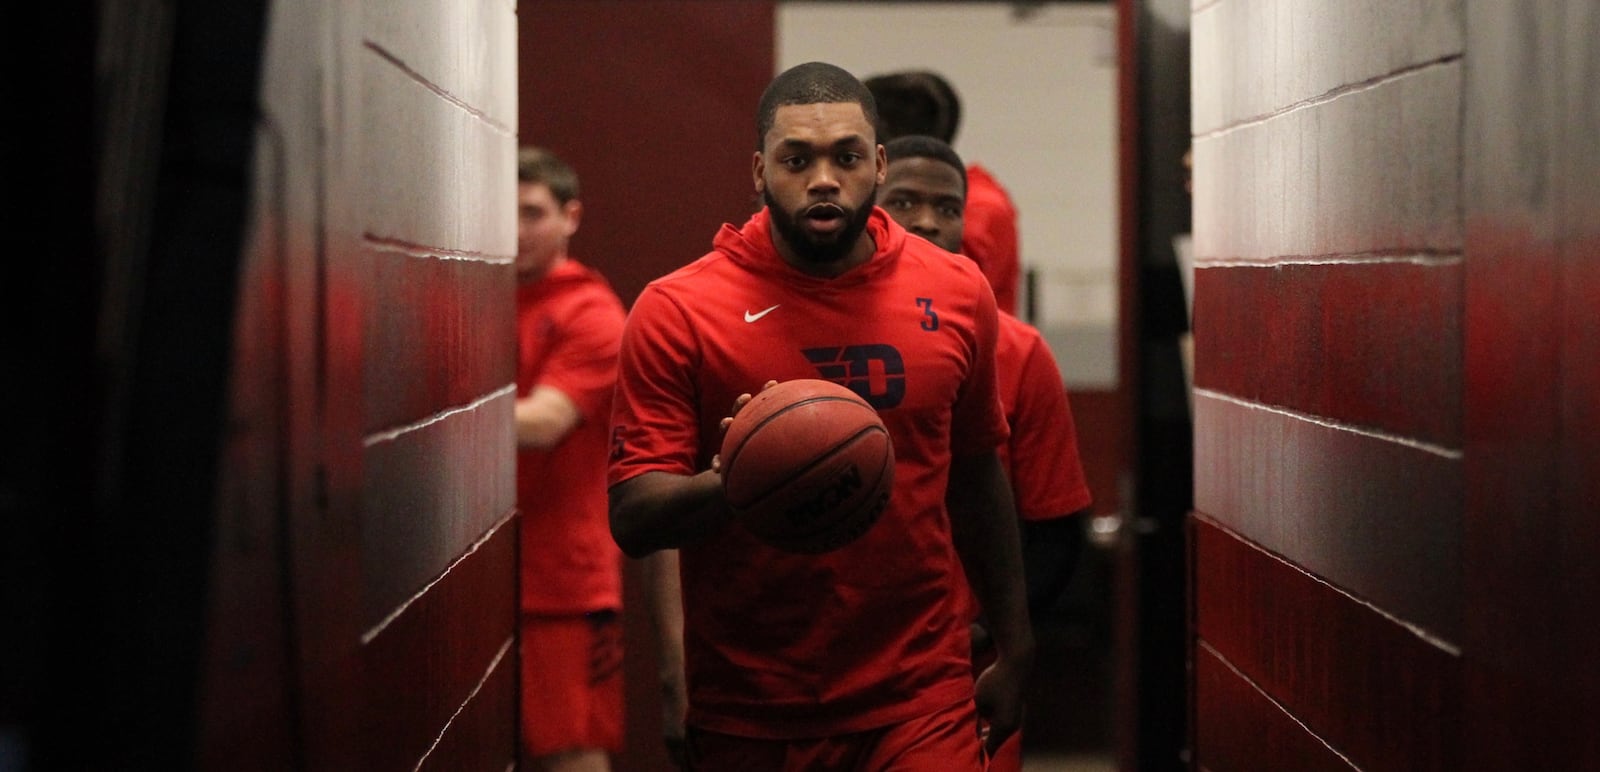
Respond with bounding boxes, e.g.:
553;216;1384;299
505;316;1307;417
1190;1;1598;768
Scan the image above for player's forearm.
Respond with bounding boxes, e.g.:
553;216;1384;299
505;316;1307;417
640;550;685;667
640;550;687;696
947;452;1035;663
515;389;580;449
515;413;566;449
609;470;731;557
638;549;690;765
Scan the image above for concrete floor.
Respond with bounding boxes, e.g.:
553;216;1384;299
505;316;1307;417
1022;752;1118;772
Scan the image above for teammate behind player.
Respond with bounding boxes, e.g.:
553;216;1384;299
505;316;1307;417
881;134;1093;772
514;147;627;772
865;71;1023;315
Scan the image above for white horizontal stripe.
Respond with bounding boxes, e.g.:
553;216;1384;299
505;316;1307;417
1193;54;1461;141
1200;516;1464;657
361;507;516;646
1195;253;1462;268
364;40;515;138
413;634;514;772
1197;639;1368;767
363;233;514;264
362;384;516;448
1194;388;1463;460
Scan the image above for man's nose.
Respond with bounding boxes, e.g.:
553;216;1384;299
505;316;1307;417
909;208;940;236
808;161;842;193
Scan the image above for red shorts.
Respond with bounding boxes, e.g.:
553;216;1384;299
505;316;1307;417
518;611;623;759
683;698;984;771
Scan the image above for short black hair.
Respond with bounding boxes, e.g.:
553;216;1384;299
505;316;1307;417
863;70;962;144
884;135;968;195
756;62;879;150
517;146;579;204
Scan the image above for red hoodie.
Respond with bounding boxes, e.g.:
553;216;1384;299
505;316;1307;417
517;258;626;614
609;207;1008;737
961;164;1021;315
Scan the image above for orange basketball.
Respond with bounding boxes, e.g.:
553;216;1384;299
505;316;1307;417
719;379;895;554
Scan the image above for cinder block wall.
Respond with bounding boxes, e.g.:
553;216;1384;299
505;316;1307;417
202;1;519;768
352;2;519;768
1190;1;1600;768
1188;1;1466;768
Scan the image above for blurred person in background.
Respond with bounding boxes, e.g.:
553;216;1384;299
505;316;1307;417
514;147;627;772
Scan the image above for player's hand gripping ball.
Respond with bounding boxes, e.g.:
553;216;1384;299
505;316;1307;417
719;379;894;554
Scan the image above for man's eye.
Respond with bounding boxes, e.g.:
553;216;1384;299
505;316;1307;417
939;206;962;218
837;152;861;166
782;156;808;170
885;199;914;211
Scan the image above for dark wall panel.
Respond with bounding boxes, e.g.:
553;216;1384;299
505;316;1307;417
214;0;520;766
347;12;519;766
1189;5;1469;767
1066;390;1128;517
199;232;296;768
1192;392;1462;639
1193;516;1460;772
1193;644;1356;772
1462;1;1600;767
362;517;517;770
364;247;516;434
1193;261;1462;445
360;359;515;629
418;653;519;772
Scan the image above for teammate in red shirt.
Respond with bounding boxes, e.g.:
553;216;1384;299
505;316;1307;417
610;62;1034;771
514;147;627;772
865;71;1023;314
880;135;1093;772
961;164;1022;315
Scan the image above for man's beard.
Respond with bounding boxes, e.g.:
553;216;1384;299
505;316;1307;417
764;188;875;265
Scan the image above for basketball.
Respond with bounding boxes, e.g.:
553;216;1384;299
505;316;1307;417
719;379;895;554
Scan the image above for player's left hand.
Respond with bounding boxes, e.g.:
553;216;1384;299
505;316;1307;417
972;650;1030;755
712;380;780;474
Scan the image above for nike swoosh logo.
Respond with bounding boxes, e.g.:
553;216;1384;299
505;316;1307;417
743;304;780;323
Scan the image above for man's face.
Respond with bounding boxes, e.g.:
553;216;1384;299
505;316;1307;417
754;102;886;265
879;156;966;253
516;181;579;278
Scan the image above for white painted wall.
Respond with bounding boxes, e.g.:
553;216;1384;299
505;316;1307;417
777;1;1119;387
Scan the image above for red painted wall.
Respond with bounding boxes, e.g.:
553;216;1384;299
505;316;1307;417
519;0;776;307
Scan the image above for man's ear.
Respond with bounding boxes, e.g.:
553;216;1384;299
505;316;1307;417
752;150;766;194
874;143;888;185
561;199;583;237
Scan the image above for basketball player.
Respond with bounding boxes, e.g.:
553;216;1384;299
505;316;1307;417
514;147;627;772
880;134;1094;772
864;71;1023;315
609;62;1034;770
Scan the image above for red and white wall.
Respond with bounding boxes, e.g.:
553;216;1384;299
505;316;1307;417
203;1;519;767
1189;0;1598;768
